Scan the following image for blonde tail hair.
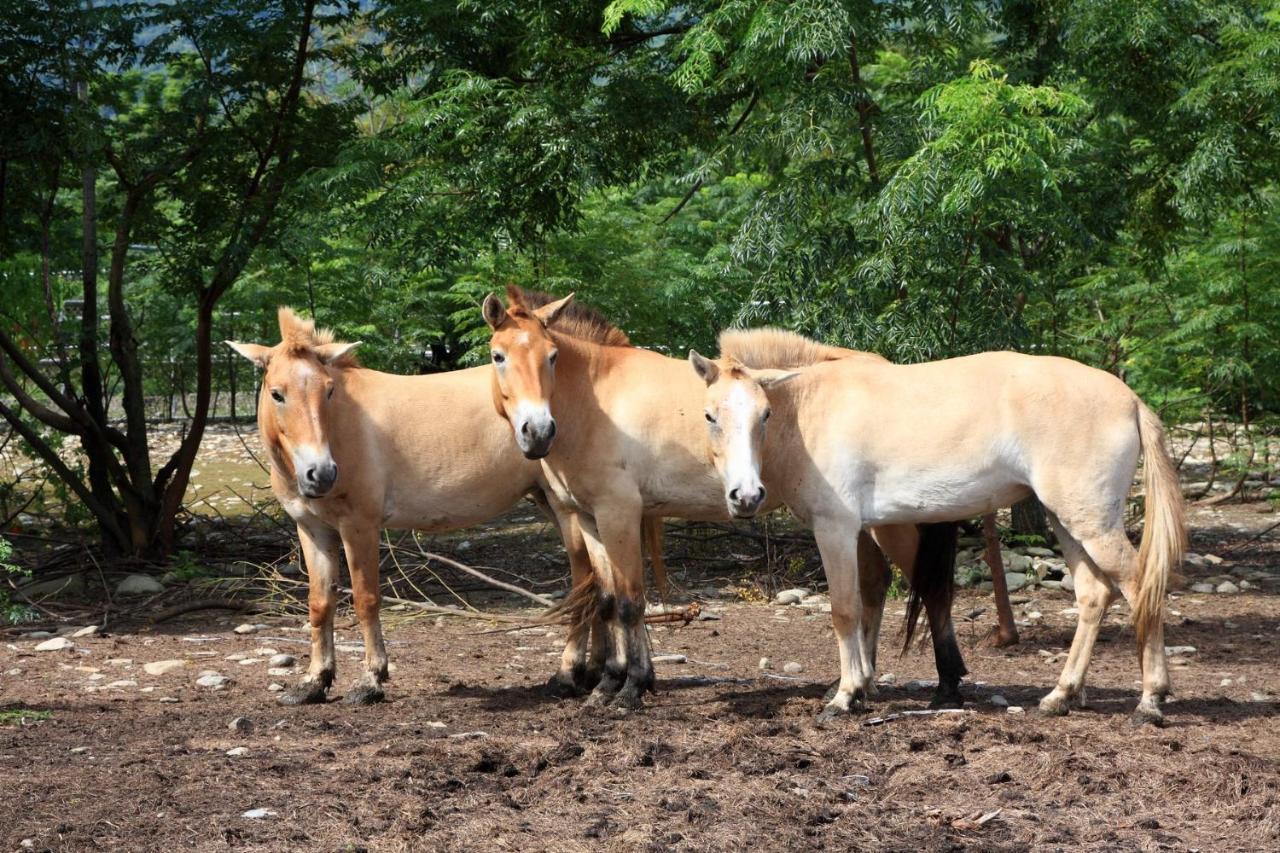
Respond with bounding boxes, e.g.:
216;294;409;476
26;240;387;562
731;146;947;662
1132;400;1186;647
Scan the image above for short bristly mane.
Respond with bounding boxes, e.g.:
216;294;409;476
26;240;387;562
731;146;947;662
509;286;631;347
277;306;359;366
718;327;866;369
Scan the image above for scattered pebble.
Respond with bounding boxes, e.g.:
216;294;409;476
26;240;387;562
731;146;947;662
237;658;263;666
35;637;74;652
226;747;249;757
268;654;295;668
1165;646;1197;656
783;661;804;675
267;683;285;692
228;717;253;734
1007;706;1025;715
989;694;1009;707
1216;581;1240;594
242;808;276;819
233;624;259;635
1249;692;1275;703
1190;583;1216;594
143;660;187;676
72;626;100;638
158;697;180;703
652;654;687;665
903;679;937;691
104;680;137;689
115;574;164;596
196;673;232;689
267;667;293;677
758;657;773;671
70;746;90;754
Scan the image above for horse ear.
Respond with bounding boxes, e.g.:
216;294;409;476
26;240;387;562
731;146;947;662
688;350;720;385
482;293;508;330
533;292;575;326
505;283;526;308
225;341;272;369
313;341;361;365
749;367;800;389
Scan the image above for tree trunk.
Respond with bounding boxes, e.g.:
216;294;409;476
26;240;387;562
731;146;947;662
1011;496;1052;547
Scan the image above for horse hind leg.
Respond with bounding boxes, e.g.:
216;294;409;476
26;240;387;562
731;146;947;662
547;511;595;697
280;522;340;705
340;524;389;705
1039;519;1119;717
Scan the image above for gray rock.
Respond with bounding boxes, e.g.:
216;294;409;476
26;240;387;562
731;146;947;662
229;717;253;734
268;653;295;668
35;636;74;652
18;574;86;600
1007;706;1025;715
758;657;773;671
196;673;232;689
267;682;285;692
1022;547;1056;557
977;581;994;592
1216;581;1240;594
104;680;137;689
143;659;187;676
989;694;1009;707
1190;582;1216;594
1249;691;1275;703
782;661;804;675
25;631;54;639
1203;554;1224;565
773;588;809;606
267;667;293;676
115;574;164;596
71;625;100;638
904;679;937;691
233;623;259;635
1004;573;1030;592
226;747;249;757
242;808;276;819
1164;645;1197;656
652;654;687;665
1002;551;1034;573
1062;572;1075;593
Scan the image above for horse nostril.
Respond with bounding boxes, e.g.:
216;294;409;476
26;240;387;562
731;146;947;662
304;466;317;483
755;487;766;505
729;488;740;502
521;421;531;437
548;420;557;439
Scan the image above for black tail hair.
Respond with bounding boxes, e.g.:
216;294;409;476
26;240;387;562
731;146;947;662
902;522;959;653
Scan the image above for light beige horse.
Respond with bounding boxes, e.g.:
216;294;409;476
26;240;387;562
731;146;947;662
690;330;1185;724
227;307;661;704
482;288;969;711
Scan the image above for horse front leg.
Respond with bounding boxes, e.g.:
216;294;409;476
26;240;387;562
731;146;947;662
582;502;652;710
280;521;339;705
340;523;388;705
548;510;597;697
815;516;876;722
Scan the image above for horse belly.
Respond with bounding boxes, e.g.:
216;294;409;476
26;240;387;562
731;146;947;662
860;465;1032;526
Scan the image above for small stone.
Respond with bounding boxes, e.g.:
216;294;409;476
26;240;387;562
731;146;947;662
1061;572;1075;593
652;654;687;664
143;659;187;676
255;647;279;656
233;624;258;635
267;683;285;692
25;631;54;639
1190;583;1215;594
1203;554;1224;565
105;680;137;689
773;588;809;605
758;657;773;671
70;746;91;754
1164;646;1197;656
228;717;253;734
268;654;295;668
226;747;249;757
35;637;74;652
196;674;232;689
697;611;721;621
1002;552;1033;573
1022;547;1055;557
1004;573;1030;592
904;679;937;691
1239;580;1253;590
158;696;180;703
237;658;263;666
225;653;248;661
267;667;293;676
1249;692;1275;703
876;673;896;685
1216;581;1239;594
1006;706;1025;714
989;694;1009;707
115;574;164;596
72;626;100;638
782;661;804;675
242;808;276;819
1220;678;1233;687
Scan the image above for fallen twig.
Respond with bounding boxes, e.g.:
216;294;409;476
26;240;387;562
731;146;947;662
862;709;969;726
148;598;255;626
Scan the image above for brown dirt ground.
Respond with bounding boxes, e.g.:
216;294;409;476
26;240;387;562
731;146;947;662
2;503;1279;852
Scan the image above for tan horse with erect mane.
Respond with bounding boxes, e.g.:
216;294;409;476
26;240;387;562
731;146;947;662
689;330;1185;725
482;286;970;712
227;307;663;704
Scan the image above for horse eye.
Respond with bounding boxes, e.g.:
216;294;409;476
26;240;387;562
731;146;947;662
270;389;285;403
492;352;505;365
327;386;335;399
763;409;771;422
704;412;716;424
548;351;558;367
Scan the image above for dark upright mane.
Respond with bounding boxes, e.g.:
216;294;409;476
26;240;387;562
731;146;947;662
509;286;631;347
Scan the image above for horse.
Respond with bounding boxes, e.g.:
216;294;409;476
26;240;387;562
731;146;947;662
481;286;969;711
688;330;1185;725
227;307;664;704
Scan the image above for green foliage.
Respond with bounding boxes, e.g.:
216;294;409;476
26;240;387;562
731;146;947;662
0;708;53;726
0;536;35;625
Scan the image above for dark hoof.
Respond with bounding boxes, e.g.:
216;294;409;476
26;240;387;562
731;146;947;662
816;702;849;724
545;672;583;699
578;666;604;692
929;690;965;710
1130;705;1166;728
278;681;329;706
609;689;644;712
342;683;385;705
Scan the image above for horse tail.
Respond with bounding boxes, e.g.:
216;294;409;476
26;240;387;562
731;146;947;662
902;522;959;653
540;570;600;627
642;517;668;602
1132;400;1186;648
